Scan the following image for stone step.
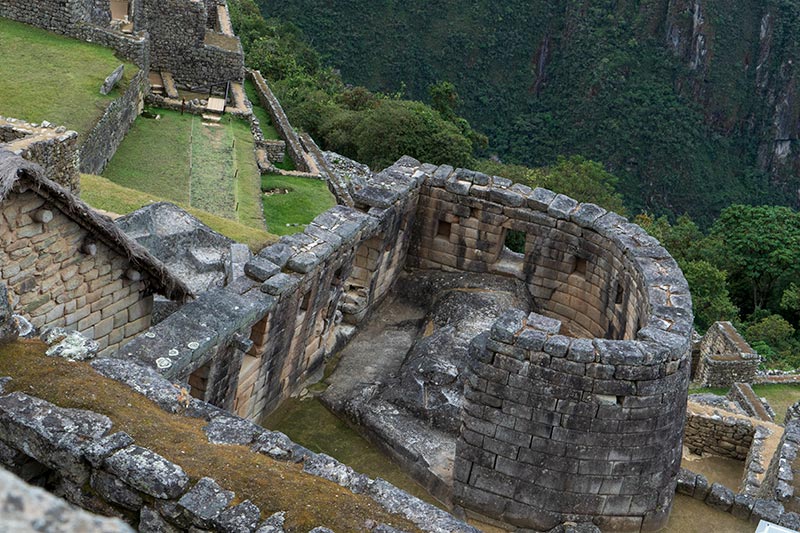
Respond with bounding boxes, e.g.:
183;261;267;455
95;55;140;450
160;71;179;99
201;113;222;123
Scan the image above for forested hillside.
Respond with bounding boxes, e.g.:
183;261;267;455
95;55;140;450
263;0;800;225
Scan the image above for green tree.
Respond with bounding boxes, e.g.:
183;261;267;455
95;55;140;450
680;260;738;333
745;314;795;354
477;156;625;213
710;205;800;312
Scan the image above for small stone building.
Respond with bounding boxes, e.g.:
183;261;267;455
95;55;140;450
0;150;192;353
695;321;760;387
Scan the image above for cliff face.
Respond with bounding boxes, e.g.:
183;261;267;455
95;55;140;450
264;0;800;223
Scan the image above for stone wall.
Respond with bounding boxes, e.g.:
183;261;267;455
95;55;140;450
0;189;153;354
400;166;693;531
137;0;244;87
685;400;781;497
262;139;286;163
407;167;664;341
696;321;760;387
0;349;475;533
728;382;774;422
116;158;424;419
247;70;311;172
0;0;149;66
762;420;800;507
685;412;755;461
0;117;80;192
80;68;147;175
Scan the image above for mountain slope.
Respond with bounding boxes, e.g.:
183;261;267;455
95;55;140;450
262;0;800;225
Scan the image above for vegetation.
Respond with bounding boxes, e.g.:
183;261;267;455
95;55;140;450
477;155;626;214
261;175;336;235
80;174;275;252
228;0;480;170
637;205;800;369
259;0;800;226
0;17;138;140
0;340;422;532
102;109;266;230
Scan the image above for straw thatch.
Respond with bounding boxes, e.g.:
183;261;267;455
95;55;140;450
0;150;194;302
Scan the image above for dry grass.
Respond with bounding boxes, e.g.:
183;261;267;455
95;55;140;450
0;340;421;532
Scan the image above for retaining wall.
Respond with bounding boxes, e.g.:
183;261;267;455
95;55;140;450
247;70;311;173
0;0;149;66
80;68;148;175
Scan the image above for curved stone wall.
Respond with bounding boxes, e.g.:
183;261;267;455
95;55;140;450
406;165;693;531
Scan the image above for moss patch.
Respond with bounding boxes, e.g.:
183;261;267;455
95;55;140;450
0;17;137;141
0;340;421;532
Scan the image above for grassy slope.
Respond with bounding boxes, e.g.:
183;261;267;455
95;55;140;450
0;340;422;532
102;109;266;231
261;175;336;235
0;17;137;140
81;174;276;252
244;79;281;139
102;110;192;203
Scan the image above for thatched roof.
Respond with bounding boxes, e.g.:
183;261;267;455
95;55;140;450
0;150;194;302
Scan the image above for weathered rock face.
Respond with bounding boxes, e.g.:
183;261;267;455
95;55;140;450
382;272;531;433
0;283;19;344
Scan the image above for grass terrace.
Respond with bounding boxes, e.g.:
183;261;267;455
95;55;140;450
0;340;422;532
101;109;266;230
81;174;276;252
0;17;138;140
261;175;336;235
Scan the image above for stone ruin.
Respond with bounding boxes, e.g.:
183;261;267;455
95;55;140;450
694;321;760;388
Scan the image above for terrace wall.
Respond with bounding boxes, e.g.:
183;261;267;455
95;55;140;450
80;68;148;175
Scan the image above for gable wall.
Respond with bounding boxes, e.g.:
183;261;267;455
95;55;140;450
0;190;153;354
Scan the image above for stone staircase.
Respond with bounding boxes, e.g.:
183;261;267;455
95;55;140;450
201;96;226;125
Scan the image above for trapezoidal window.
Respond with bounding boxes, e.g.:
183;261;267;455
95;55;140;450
573;257;588;276
437;220;452;238
615;283;624;305
504;230;526;254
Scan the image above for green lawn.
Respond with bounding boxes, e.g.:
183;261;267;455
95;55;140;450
751;384;800;425
244;79;280;140
261;175;336;235
80;174;276;252
0;17;137;140
102;109;265;230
